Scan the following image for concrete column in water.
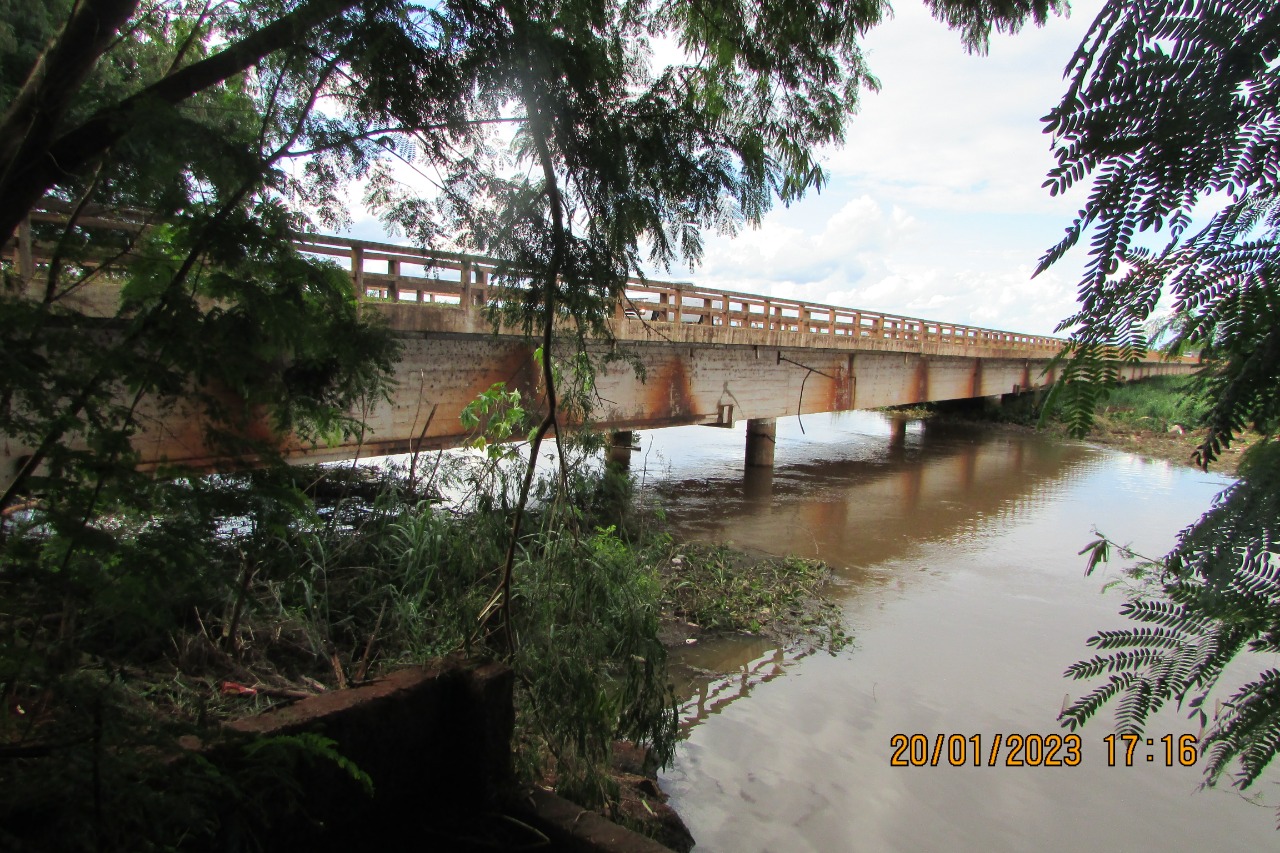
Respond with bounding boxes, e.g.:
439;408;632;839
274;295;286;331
745;418;777;468
607;431;634;470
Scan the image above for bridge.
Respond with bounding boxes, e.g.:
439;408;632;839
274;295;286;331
4;220;1197;483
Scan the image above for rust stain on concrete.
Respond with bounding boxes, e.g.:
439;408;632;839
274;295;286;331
914;357;929;404
646;355;696;420
847;355;857;409
829;355;854;411
969;358;983;399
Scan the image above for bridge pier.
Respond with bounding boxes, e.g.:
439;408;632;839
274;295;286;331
745;418;777;468
743;465;775;501
607;431;634;471
888;416;909;458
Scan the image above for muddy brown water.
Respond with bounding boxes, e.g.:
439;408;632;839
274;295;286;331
633;412;1276;853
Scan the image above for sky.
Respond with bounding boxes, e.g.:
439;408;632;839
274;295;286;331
674;0;1109;338
348;0;1108;338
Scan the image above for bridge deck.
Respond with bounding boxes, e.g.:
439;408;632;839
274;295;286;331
3;218;1197;479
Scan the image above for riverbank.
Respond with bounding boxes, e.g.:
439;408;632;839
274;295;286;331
1;455;853;852
655;543;848;654
913;374;1262;476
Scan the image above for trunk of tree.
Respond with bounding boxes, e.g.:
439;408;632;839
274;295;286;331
0;0;361;242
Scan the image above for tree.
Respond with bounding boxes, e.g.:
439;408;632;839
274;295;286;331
1;0;1071;840
1;0;1067;622
1042;0;1280;816
0;0;403;522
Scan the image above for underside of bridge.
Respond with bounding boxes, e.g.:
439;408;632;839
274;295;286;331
0;227;1198;487
307;327;1187;470
0;321;1187;489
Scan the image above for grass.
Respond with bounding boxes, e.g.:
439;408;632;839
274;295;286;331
0;457;682;849
1;447;855;850
1091;375;1213;432
659;543;849;653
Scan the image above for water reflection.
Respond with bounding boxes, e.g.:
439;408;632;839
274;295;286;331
673;641;813;731
644;417;1095;576
652;415;1108;728
639;413;1268;853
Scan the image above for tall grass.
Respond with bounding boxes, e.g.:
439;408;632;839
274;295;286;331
0;452;678;850
1094;375;1213;432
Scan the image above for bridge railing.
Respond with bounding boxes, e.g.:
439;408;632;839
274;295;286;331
292;233;1069;356
12;214;1165;360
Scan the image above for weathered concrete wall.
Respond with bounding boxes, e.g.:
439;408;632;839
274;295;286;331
0;302;1198;485
211;659;514;849
205;658;685;853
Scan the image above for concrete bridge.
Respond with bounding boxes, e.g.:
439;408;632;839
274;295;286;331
5;222;1197;481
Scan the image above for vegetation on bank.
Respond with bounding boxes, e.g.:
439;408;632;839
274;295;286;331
0;450;847;850
661;544;849;652
1056;377;1264;474
0;0;1055;848
903;375;1262;474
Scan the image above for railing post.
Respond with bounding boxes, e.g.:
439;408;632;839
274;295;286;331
16;215;32;286
387;257;400;302
673;287;683;324
764;300;773;331
460;261;472;315
352;245;365;298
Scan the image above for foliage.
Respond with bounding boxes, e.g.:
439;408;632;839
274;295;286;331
661;543;849;652
1;456;687;848
1037;0;1280;465
1040;0;1280;818
511;522;676;806
1089;375;1214;433
0;0;1071;843
0;0;402;525
0;666;373;853
1061;442;1280;796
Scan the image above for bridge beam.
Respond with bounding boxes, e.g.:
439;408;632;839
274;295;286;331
1;222;1202;487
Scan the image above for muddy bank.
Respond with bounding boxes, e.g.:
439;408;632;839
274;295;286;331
1071;419;1259;475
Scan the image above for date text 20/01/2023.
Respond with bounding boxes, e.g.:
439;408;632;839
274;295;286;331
889;733;1200;768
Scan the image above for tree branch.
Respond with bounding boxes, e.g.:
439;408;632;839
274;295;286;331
0;0;363;241
0;0;141;196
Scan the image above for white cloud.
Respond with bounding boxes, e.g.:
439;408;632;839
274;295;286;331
682;194;918;303
332;0;1108;339
677;0;1108;337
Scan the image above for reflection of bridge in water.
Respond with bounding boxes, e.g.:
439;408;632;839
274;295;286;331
675;642;814;731
653;417;1104;726
4;218;1195;487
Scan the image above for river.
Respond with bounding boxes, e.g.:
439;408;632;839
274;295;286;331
630;412;1276;852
